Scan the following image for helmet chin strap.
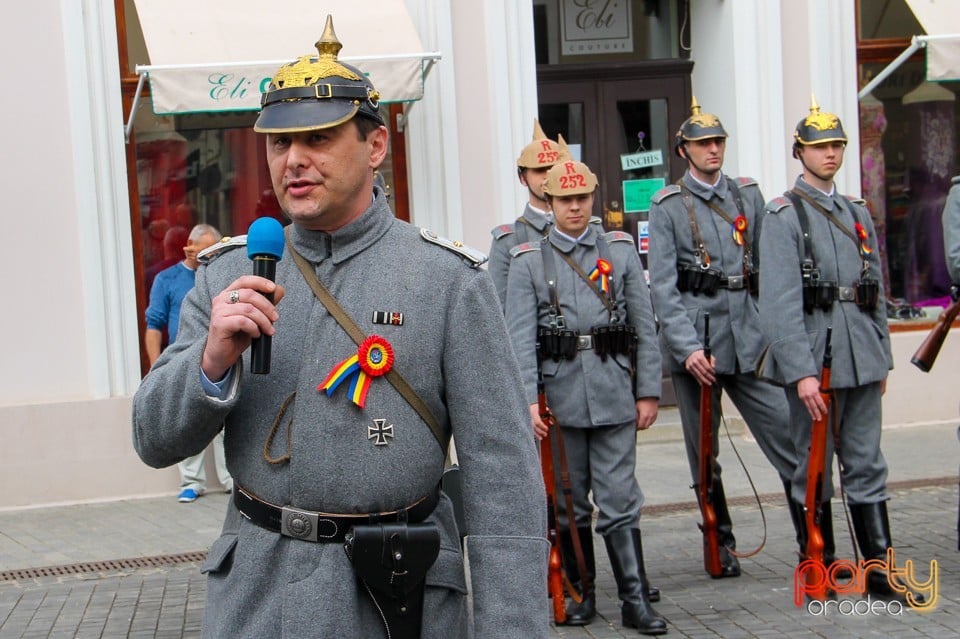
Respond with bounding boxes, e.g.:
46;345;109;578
798;155;832;184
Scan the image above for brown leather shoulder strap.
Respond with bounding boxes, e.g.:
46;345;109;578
285;230;449;452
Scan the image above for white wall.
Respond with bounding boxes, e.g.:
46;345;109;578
0;0;169;510
406;0;538;251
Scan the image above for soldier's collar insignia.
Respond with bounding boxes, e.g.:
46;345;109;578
318;335;394;408
372;311;404;326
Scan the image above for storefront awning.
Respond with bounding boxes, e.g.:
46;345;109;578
127;0;439;133
859;0;960;100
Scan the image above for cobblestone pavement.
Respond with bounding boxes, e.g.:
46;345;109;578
1;420;957;638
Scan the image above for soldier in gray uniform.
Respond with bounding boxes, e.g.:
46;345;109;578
759;97;919;602
488;120;567;308
506;159;667;635
943;175;960;287
647;98;801;578
132;17;549;639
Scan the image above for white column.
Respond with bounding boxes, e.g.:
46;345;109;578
64;0;141;397
690;0;787;194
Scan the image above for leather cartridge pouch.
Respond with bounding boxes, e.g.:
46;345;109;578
345;522;441;639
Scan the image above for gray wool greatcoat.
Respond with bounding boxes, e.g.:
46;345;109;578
648;172;768;375
504;227;662;425
944;175;960;284
647;172;797;484
132;192;549;639
488;204;552;308
758;176;893;504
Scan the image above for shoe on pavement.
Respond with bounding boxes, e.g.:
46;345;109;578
178;488;200;503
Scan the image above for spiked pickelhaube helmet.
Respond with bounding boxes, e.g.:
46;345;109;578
792;95;847;158
254;15;384;133
674;96;728;158
517;119;569;170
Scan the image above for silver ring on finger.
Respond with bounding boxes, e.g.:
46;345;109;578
228;290;240;304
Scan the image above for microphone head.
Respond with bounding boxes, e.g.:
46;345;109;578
247;217;285;260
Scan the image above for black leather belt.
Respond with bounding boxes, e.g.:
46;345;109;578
234;485;439;543
718;275;746;290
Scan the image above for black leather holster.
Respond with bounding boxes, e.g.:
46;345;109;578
345;522;441;639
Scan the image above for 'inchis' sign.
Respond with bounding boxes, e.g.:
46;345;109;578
560;0;633;56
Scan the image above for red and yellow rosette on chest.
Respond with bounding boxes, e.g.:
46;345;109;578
854;221;873;255
318;335;395;408
588;258;612;294
732;215;747;246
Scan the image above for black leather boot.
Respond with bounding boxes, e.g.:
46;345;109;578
783;480;805;558
819;501;852;579
604;528;668;635
850;501;924;604
711;479;741;578
559;526;596;625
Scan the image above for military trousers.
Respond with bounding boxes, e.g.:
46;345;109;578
786;381;889;505
554;422;644;535
672;371;798;484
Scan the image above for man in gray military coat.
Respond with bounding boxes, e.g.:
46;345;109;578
647;98;800;578
132;17;549;639
506;159;667;635
759;97;920;603
943;175;960;286
488;120;567;308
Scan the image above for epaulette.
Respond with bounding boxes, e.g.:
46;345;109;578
603;230;635;244
844;194;867;206
198;235;247;264
509;241;541;258
490;223;514;240
420;228;487;268
589;216;603;226
735;176;758;188
651;184;681;205
766;196;792;213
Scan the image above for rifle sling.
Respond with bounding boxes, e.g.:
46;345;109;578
553;244;617;313
547;418;591;598
285;230;449;453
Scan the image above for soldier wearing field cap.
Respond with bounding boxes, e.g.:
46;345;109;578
759;96;921;603
488;120;570;308
647;97;800;579
133;16;549;638
506;159;667;635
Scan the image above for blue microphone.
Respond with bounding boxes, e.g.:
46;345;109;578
247;217;285;374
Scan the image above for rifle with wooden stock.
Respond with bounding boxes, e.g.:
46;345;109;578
803;326;833;601
911;291;960;372
537;346;566;624
696;312;724;578
536;341;589;625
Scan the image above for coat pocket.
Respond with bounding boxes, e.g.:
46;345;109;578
200;533;238;575
421;545;469;639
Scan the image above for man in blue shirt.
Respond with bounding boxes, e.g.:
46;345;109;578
145;222;232;502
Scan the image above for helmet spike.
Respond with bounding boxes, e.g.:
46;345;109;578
809;94;820;114
315;15;343;59
556;134;572;162
690;95;701;116
531;119;547;141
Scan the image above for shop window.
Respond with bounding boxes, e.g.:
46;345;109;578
857;0;959;311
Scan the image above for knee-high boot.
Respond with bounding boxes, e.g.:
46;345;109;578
849;501;924;604
603;528;667;635
711;479;741;577
783;480;805;558
559;527;596;625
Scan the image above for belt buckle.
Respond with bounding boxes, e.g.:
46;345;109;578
725;275;744;290
577;335;592;350
838;286;855;302
281;506;320;542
